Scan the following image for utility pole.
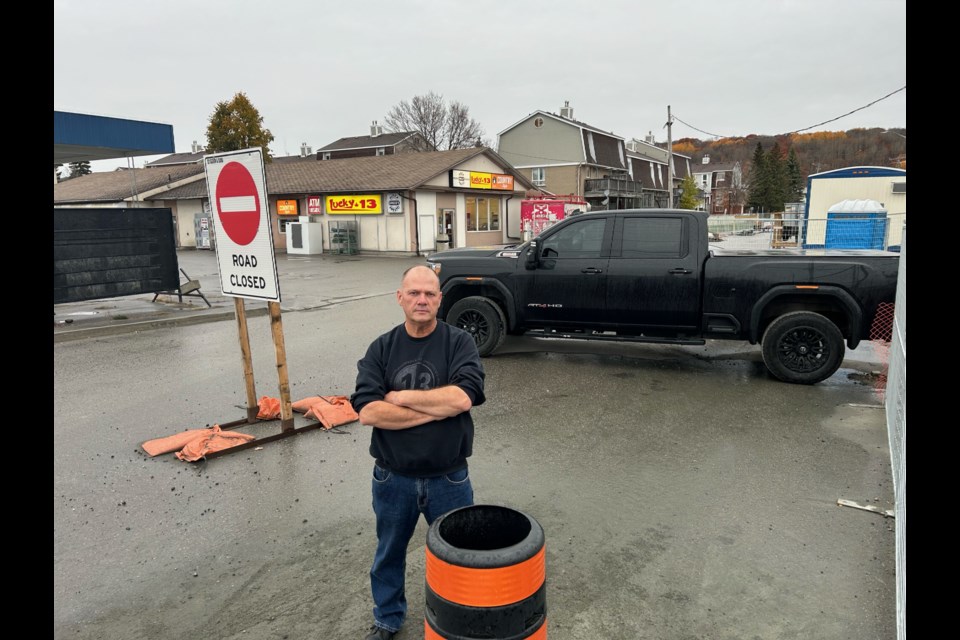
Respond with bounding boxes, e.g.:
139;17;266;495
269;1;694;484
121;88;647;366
666;105;674;208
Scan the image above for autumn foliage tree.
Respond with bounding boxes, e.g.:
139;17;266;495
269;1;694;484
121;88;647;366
205;92;275;161
383;92;484;151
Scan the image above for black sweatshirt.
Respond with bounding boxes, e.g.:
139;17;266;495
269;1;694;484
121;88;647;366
351;321;486;477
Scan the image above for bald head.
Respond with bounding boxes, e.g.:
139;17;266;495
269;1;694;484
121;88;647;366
397;265;442;333
400;265;440;287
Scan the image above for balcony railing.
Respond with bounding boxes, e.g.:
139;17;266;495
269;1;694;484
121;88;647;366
584;177;645;197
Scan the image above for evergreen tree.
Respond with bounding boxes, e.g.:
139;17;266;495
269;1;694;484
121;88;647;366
205;92;275;161
765;142;786;212
747;142;768;213
677;175;700;210
785;148;805;203
68;160;92;177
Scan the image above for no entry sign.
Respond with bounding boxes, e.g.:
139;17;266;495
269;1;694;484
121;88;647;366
203;148;280;302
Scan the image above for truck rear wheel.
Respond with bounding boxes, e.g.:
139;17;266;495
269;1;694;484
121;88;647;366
447;296;506;357
761;311;845;384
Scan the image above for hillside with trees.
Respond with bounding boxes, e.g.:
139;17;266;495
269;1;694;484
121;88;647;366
673;127;905;176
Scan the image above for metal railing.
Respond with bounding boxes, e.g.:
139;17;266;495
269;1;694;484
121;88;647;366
706;214;905;252
584;177;645;196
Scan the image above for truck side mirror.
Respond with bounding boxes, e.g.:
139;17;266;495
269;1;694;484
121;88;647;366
525;240;539;270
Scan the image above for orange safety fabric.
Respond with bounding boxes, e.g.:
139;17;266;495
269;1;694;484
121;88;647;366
304;396;359;429
291;396;324;413
141;429;215;457
175;424;255;462
424;618;547;639
256;396;281;419
425;546;545;608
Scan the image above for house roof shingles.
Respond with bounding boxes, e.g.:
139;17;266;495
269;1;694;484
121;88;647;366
54;148;535;204
53;164;205;203
145;151;205;167
317;132;417;152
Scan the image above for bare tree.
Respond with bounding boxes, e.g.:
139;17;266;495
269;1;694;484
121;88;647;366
383;92;484;151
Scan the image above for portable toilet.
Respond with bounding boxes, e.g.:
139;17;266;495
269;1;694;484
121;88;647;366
824;199;888;250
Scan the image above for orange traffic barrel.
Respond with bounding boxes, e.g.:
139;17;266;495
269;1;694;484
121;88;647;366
425;504;546;639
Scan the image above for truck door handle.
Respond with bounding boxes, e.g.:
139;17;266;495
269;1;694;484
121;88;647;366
669;268;692;275
581;267;603;274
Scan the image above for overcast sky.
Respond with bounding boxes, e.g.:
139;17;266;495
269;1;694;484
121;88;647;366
54;0;906;173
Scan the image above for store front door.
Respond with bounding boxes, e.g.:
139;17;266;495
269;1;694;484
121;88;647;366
437;208;455;250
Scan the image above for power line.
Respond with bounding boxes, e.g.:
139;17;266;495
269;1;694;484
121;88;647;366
672;85;906;139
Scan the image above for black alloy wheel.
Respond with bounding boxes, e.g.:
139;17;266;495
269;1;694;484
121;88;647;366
761;311;845;384
447;296;506;356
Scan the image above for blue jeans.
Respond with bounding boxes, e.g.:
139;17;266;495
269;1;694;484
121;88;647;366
370;464;474;633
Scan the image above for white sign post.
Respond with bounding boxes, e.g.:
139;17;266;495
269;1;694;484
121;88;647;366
204;148;280;302
203;148;295;435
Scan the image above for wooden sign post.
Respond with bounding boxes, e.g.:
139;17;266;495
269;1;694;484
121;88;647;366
200;148;314;456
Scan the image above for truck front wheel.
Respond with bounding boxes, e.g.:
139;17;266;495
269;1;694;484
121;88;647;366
761;311;845;384
447;296;506;357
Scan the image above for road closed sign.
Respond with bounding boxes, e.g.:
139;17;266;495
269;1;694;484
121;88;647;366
204;148;280;302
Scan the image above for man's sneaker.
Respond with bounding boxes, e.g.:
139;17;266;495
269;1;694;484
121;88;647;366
364;624;396;640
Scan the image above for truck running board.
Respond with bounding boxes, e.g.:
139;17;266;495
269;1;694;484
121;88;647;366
525;329;705;346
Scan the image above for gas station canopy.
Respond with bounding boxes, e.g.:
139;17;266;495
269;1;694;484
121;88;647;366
54;111;175;165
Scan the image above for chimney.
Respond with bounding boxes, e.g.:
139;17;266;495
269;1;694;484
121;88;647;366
560;101;574;119
371;120;382;137
300;142;312;157
644;131;655;144
702;154;710;165
191;140;203;154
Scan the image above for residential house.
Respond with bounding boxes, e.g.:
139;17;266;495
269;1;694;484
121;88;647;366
497;102;690;210
691;155;743;214
145;140;319;168
143;140;207;168
624;135;692;208
316;121;425;160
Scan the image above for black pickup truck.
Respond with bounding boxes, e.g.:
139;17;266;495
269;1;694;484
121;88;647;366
426;209;900;384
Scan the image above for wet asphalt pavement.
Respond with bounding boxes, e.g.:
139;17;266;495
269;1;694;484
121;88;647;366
54;249;896;640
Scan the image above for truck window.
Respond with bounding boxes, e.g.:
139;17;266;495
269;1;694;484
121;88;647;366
621;218;683;258
541;218;606;258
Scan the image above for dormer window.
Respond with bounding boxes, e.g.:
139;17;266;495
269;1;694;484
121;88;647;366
376;147;386;156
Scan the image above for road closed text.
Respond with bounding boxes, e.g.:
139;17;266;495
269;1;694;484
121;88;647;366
230;254;268;290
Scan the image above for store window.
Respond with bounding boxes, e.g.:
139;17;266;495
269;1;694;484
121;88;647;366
465;197;501;232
